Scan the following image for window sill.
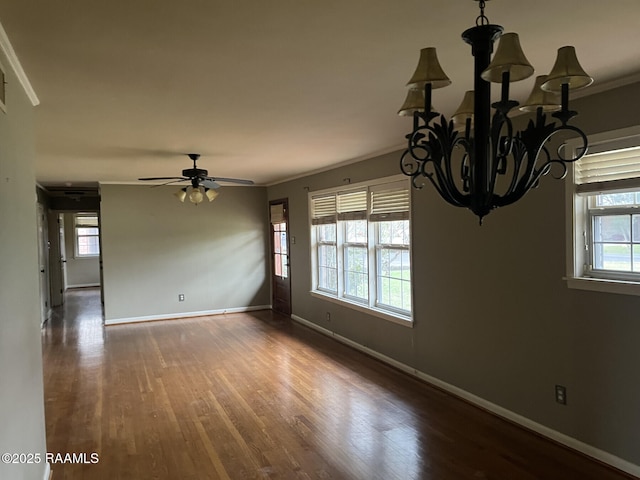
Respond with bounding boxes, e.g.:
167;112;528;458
310;290;413;327
565;276;640;296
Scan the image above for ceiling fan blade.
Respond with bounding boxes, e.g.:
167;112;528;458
150;179;191;188
138;176;187;181
207;177;255;185
202;179;221;190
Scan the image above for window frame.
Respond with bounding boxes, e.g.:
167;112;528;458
74;212;100;258
566;126;640;296
309;175;413;325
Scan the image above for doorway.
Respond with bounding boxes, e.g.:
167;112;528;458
269;199;291;315
36;204;51;325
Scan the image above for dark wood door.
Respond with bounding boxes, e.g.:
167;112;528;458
270;199;291;315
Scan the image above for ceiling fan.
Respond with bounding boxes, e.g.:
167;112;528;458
138;153;254;204
138;153;254;189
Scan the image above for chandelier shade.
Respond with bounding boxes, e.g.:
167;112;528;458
399;0;592;223
406;47;452;89
542;46;594;92
519;75;561;113
452;90;475;129
398;88;427;116
480;33;534;83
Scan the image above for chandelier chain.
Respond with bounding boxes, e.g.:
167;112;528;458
476;0;489;26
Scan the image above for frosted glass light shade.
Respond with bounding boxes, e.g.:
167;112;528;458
541;46;593;92
189;186;204;204
406;47;452;89
481;33;534;83
174;188;187;202
205;188;219;202
519;75;561;112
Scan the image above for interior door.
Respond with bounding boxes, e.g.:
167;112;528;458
270;199;291;315
36;204;51;325
48;212;66;307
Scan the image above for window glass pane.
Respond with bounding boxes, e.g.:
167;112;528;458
76;227;98;236
596;192;637;207
593;215;630;243
318;224;336;242
594;243;631;271
345;220;367;243
78;236;99;256
633;245;640;272
273;232;281;254
633;215;640;242
318;243;337;292
377;246;411;312
378;220;409;245
344;245;368;300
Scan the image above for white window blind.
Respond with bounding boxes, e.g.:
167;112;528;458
311;195;337;225
270;204;285;224
337;190;367;220
575;146;640;194
370;183;410;221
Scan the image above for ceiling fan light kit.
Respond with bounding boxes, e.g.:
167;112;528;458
399;0;593;224
139;153;254;205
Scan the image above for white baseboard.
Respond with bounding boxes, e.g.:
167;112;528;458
105;305;271;326
43;462;51;480
291;314;640;478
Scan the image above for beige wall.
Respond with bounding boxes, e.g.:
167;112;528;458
267;81;640;467
100;184;270;322
0;47;47;479
63;212;101;287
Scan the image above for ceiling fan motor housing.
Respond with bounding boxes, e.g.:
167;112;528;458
182;168;208;178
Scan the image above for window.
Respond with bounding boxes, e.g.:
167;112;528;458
74;213;100;257
310;177;412;323
567;127;640;294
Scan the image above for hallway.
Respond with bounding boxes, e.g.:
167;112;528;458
41;288;636;480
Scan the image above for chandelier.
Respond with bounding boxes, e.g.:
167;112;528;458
398;0;593;223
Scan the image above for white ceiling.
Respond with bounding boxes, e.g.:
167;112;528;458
1;0;639;188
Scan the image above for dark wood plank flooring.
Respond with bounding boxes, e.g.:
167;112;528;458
42;288;636;480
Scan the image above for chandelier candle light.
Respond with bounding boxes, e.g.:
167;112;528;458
399;0;593;224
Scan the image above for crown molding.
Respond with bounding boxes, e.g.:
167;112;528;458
0;20;39;106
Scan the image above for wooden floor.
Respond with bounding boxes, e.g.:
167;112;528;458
42;288;635;480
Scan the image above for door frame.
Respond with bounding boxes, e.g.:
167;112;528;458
269;198;291;315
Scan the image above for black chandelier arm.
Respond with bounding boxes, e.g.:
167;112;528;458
420;118;470;206
402;120;469;207
552;125;589;163
494;121;588;208
498;139;528;200
421;163;467;208
399;148;423;183
400;147;465;207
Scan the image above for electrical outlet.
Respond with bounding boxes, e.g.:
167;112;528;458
326;312;331;321
555;385;567;405
178;294;185;302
